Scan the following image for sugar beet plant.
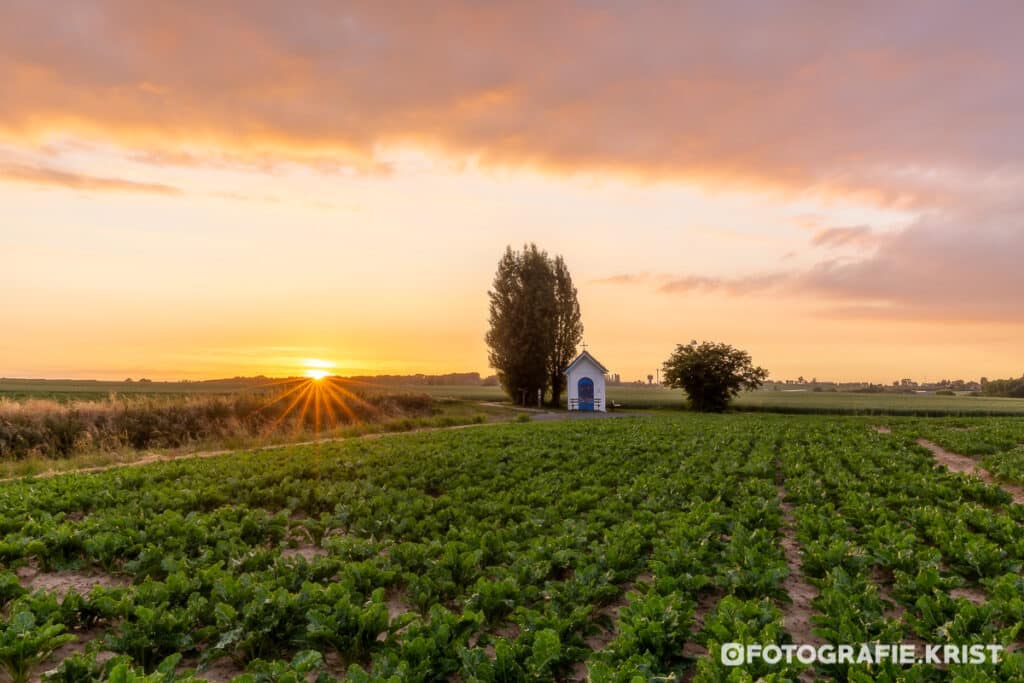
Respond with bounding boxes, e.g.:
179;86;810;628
0;610;75;683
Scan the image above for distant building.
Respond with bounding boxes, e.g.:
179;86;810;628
565;350;609;412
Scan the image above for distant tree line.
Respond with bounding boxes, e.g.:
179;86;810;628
763;378;991;395
981;375;1024;398
346;372;498;387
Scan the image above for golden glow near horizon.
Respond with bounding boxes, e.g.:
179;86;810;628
2;4;1024;384
246;375;385;441
303;359;334;381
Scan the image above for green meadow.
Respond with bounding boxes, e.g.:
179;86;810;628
4;378;1024;416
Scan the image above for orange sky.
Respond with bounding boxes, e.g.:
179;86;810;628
2;2;1023;383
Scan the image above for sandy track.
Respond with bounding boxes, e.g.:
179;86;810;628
776;485;823;683
916;438;1024;505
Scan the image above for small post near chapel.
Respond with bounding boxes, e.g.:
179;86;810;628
565;348;608;412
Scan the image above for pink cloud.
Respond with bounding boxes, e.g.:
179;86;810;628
0;162;181;195
799;205;1024;320
598;202;1024;321
590;273;653;286
2;1;1022;325
658;273;789;296
0;1;1022;199
810;226;878;249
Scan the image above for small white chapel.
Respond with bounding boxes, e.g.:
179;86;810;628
564;349;608;411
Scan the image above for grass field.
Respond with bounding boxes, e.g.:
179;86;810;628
377;383;1024;416
5;377;1024;416
0;378;278;402
731;389;1024;416
1;413;1022;681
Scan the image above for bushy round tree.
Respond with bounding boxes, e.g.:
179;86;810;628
662;341;768;412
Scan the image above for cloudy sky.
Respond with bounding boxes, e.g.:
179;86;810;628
2;1;1022;381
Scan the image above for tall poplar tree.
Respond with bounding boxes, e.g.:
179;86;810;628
547;255;583;407
486;245;583;406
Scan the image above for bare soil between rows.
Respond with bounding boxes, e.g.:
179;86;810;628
776;485;822;683
16;564;130;600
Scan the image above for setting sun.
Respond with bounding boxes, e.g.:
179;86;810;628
302;358;334;381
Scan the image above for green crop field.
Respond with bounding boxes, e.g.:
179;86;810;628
1;414;1023;681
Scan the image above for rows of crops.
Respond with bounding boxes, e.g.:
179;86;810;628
0;415;1022;681
779;420;1024;681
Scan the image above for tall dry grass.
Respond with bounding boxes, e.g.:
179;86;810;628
0;386;434;461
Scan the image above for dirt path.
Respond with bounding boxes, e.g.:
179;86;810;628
776;485;823;683
916;438;1024;505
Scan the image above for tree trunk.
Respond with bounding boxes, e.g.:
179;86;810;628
550;372;563;408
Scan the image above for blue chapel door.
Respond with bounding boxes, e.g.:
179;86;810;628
578;377;594;411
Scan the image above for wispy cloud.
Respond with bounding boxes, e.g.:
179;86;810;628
596;201;1024;322
0;162;182;195
594;270;788;296
810;225;878;249
657;273;788;296
799;204;1024;320
590;272;654;286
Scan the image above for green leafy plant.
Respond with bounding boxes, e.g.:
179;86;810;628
303;586;394;663
0;611;75;683
0;571;25;609
600;591;694;667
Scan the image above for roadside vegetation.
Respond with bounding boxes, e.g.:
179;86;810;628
0;381;495;470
